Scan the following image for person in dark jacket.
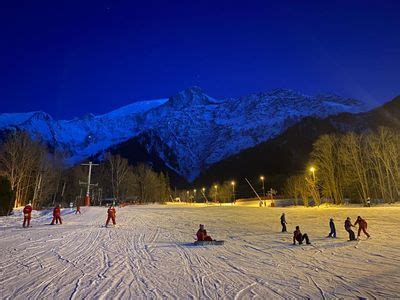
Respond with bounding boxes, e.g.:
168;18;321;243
328;217;336;238
344;217;356;241
23;203;33;228
75;205;81;214
196;224;213;241
293;226;310;245
354;216;370;238
280;213;287;232
50;204;62;225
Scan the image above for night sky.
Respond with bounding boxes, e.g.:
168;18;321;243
1;0;399;119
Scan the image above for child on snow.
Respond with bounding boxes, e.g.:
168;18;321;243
293;225;310;245
23;203;32;228
328;217;336;238
106;206;116;227
344;217;356;241
50;204;62;225
196;224;213;241
280;213;287;232
354;216;370;239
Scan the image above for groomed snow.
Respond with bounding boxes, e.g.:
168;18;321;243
0;205;399;299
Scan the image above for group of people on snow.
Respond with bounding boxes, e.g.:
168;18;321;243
22;203;371;246
344;216;370;241
21;204;117;227
279;213;370;245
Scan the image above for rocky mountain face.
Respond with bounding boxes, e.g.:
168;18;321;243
0;87;366;182
194;95;400;191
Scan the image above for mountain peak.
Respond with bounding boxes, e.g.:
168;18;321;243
166;86;217;108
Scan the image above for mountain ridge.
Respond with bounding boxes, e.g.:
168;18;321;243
0;87;367;181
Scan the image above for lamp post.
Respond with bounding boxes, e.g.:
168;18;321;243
260;176;265;198
193;189;197;202
186;190;190;203
202;187;206;204
309;167;316;182
214;185;218;202
231;181;236;203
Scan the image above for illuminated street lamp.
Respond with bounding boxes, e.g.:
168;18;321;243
260;176;265;197
202;187;207;204
214;185;218;202
309;167;316;181
193;189;197;202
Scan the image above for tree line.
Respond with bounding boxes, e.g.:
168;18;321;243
285;127;400;205
0;131;171;214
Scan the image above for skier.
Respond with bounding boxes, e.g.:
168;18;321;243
293;225;310;245
50;204;62;225
366;198;371;207
75;205;81;214
344;217;356;241
105;206;116;227
328;217;336;238
196;224;213;241
23;203;33;228
354;216;370;239
280;213;287;232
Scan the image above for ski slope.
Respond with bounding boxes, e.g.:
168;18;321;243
1;205;399;299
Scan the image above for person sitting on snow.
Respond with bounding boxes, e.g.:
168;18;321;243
106;206;116;227
293;225;310;245
196;224;213;241
354;216;370;239
23;203;33;228
344;217;356;241
328;217;336;238
50;204;62;225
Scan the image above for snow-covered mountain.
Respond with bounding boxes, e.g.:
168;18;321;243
0;87;366;181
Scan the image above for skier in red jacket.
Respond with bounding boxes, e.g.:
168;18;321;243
50;204;62;225
106;206;116;227
23;203;33;228
196;224;213;241
75;205;81;214
354;216;370;238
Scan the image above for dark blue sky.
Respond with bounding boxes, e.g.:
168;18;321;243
1;0;399;119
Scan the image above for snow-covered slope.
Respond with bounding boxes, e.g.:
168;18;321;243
1;205;399;298
0;87;365;180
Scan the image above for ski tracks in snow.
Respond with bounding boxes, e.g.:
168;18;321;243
1;205;400;299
